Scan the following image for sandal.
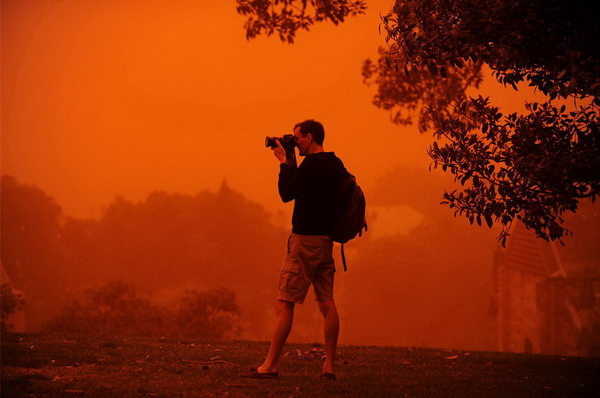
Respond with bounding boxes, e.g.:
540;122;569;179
238;369;279;379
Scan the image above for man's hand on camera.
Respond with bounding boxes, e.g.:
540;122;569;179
273;139;289;164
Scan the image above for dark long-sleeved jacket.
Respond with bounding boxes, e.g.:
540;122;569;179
278;152;347;235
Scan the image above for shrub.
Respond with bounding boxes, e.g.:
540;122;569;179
45;281;241;339
176;288;241;339
1;283;25;333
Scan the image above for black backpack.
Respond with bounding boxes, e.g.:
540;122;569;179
332;172;367;271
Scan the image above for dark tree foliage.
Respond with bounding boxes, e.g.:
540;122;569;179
236;0;367;43
375;0;600;244
238;0;600;245
176;288;241;339
45;281;241;338
362;47;483;132
1;284;26;333
1;175;68;328
45;281;167;336
2;176;284;335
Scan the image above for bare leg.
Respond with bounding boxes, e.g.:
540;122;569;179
258;299;295;372
318;299;339;374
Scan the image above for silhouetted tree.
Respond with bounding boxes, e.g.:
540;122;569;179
237;0;600;245
236;0;367;43
1;175;68;329
1;283;26;333
63;185;284;289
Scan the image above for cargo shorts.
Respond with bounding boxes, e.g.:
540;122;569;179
278;233;335;304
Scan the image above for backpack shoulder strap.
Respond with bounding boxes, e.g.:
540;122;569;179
341;243;348;272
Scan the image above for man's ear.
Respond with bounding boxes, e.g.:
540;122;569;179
306;133;313;144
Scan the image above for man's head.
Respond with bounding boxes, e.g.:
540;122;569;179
293;119;325;156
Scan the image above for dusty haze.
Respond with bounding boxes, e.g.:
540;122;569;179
1;0;564;351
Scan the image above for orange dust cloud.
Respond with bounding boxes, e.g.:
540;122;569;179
2;0;555;350
2;0;433;220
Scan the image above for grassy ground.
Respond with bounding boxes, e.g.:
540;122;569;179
1;334;599;397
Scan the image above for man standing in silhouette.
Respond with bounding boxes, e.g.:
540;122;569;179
241;119;346;380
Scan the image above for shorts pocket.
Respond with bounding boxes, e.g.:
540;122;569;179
280;259;301;293
282;257;300;271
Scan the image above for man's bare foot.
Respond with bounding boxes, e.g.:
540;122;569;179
238;369;279;378
257;364;278;373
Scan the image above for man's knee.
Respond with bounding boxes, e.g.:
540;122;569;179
318;299;336;315
276;299;295;314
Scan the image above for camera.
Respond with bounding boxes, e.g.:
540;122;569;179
265;134;297;161
265;134;297;150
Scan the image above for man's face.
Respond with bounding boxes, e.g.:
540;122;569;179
293;126;310;156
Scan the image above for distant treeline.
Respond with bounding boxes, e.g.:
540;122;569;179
1;175;286;335
2;172;597;350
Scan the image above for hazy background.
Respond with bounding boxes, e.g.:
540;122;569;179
2;0;550;351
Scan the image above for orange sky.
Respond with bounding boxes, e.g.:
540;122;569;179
1;0;421;218
4;0;574;351
2;0;544;220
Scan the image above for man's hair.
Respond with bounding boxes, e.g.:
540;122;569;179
294;119;325;145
